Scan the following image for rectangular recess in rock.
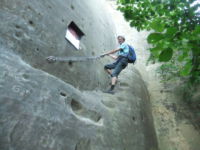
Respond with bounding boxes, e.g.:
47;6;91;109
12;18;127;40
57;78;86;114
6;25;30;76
65;21;84;50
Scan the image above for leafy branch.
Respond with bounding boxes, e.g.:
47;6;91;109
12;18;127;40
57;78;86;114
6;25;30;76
117;0;200;84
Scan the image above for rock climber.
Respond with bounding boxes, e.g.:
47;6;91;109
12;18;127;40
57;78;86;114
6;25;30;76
100;35;132;94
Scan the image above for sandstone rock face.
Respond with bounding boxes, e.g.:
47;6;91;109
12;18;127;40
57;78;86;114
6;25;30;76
0;0;116;90
0;50;157;150
0;0;158;150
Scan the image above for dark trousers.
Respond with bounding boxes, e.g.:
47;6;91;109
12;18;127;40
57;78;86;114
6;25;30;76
104;57;128;77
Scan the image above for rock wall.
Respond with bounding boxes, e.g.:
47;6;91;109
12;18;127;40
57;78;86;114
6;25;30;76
0;0;116;90
0;0;158;150
0;50;158;150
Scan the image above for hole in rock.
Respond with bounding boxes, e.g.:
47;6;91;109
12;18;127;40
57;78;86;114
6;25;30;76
71;99;82;111
68;61;73;67
71;99;102;123
132;116;136;121
23;74;29;79
35;48;39;52
15;32;22;38
71;5;74;10
60;92;67;97
28;20;34;25
15;25;20;29
96;115;102;122
120;82;129;87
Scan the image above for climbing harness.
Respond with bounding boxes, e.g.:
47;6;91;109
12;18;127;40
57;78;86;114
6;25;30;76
46;55;102;63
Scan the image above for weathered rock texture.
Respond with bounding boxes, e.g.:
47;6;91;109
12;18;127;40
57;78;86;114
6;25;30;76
106;1;200;150
0;50;157;150
0;0;116;90
0;0;158;150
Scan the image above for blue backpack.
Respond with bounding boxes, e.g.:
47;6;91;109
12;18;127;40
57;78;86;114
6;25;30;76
127;45;136;63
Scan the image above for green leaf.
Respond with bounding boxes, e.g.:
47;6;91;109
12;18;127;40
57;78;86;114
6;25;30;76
123;7;133;20
182;38;189;45
150;47;160;57
178;52;188;62
150;43;164;56
159;48;173;62
194;25;200;34
150;19;165;32
130;21;135;27
165;27;177;37
180;62;192;76
147;33;163;43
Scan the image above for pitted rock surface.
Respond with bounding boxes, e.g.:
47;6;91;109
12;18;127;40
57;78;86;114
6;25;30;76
0;49;157;150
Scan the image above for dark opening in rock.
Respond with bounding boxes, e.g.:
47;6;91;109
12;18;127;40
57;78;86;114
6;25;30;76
28;20;34;25
71;99;102;123
15;32;21;37
23;74;29;79
68;61;73;67
15;25;20;29
71;5;74;10
60;92;67;97
71;99;82;111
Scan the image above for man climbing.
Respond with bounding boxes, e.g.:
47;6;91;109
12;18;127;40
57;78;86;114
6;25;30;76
101;35;136;94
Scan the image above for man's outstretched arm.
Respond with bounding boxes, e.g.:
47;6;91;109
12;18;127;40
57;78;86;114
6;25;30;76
100;48;121;57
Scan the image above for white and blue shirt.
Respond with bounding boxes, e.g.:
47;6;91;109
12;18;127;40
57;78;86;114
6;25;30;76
118;42;129;57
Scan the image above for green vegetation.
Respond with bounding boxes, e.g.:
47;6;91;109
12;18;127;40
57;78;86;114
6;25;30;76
117;0;200;84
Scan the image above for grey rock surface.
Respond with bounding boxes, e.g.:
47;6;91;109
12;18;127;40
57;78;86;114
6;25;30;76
0;0;116;90
0;49;157;150
0;0;158;149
